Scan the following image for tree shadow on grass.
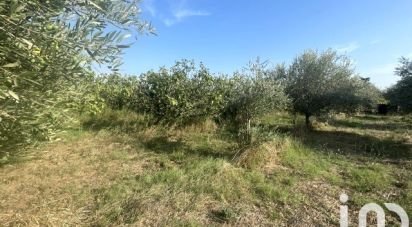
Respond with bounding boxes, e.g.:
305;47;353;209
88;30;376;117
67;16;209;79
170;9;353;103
82;117;146;133
142;136;235;160
257;121;411;162
329;119;411;131
255;123;293;134
353;115;388;121
298;129;411;162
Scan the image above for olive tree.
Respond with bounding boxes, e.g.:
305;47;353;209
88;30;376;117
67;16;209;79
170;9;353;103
386;57;412;112
220;59;289;145
0;0;153;150
346;76;383;112
395;57;412;78
285;49;356;126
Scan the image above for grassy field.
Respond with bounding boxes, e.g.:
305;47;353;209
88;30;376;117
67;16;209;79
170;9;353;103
0;111;411;226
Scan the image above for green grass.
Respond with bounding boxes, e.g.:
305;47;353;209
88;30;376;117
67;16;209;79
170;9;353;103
89;157;301;225
0;111;411;225
281;141;333;178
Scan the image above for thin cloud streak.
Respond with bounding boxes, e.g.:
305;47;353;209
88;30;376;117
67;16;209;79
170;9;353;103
143;0;156;17
175;9;210;20
164;9;210;26
142;0;210;26
335;42;360;53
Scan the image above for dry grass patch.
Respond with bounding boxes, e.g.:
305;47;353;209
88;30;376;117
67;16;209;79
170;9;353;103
0;131;149;226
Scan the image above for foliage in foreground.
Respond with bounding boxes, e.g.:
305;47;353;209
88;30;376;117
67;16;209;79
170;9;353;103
0;0;153;150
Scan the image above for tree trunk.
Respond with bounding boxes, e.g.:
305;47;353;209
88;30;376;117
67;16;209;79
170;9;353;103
292;112;297;125
246;118;251;145
305;113;311;128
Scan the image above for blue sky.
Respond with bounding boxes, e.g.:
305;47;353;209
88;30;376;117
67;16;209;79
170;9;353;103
118;0;412;89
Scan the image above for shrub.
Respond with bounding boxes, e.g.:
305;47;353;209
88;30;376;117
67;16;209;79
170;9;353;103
219;59;289;145
97;74;140;110
137;60;226;126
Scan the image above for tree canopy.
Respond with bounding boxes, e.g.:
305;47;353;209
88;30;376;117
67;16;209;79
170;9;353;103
283;49;381;126
137;60;227;126
219;59;289;144
0;0;153;149
386;57;412;112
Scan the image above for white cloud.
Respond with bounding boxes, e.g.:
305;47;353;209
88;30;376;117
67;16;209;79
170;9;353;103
162;0;210;26
174;9;210;20
142;0;210;26
335;42;360;54
143;0;157;17
163;9;210;26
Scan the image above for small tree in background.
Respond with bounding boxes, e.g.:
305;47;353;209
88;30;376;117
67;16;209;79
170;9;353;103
285;49;357;127
386;57;412;113
220;59;289;145
395;57;412;78
348;77;383;112
320;75;383;114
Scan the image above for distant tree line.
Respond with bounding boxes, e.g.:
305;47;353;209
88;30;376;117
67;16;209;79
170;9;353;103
94;51;382;145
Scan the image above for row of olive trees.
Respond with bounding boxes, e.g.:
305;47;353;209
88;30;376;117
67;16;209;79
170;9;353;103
0;0;153;150
95;59;288;145
96;51;382;145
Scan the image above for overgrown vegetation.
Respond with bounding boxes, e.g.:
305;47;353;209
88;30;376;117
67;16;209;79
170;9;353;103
137;60;226;126
0;1;410;226
1;111;410;226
